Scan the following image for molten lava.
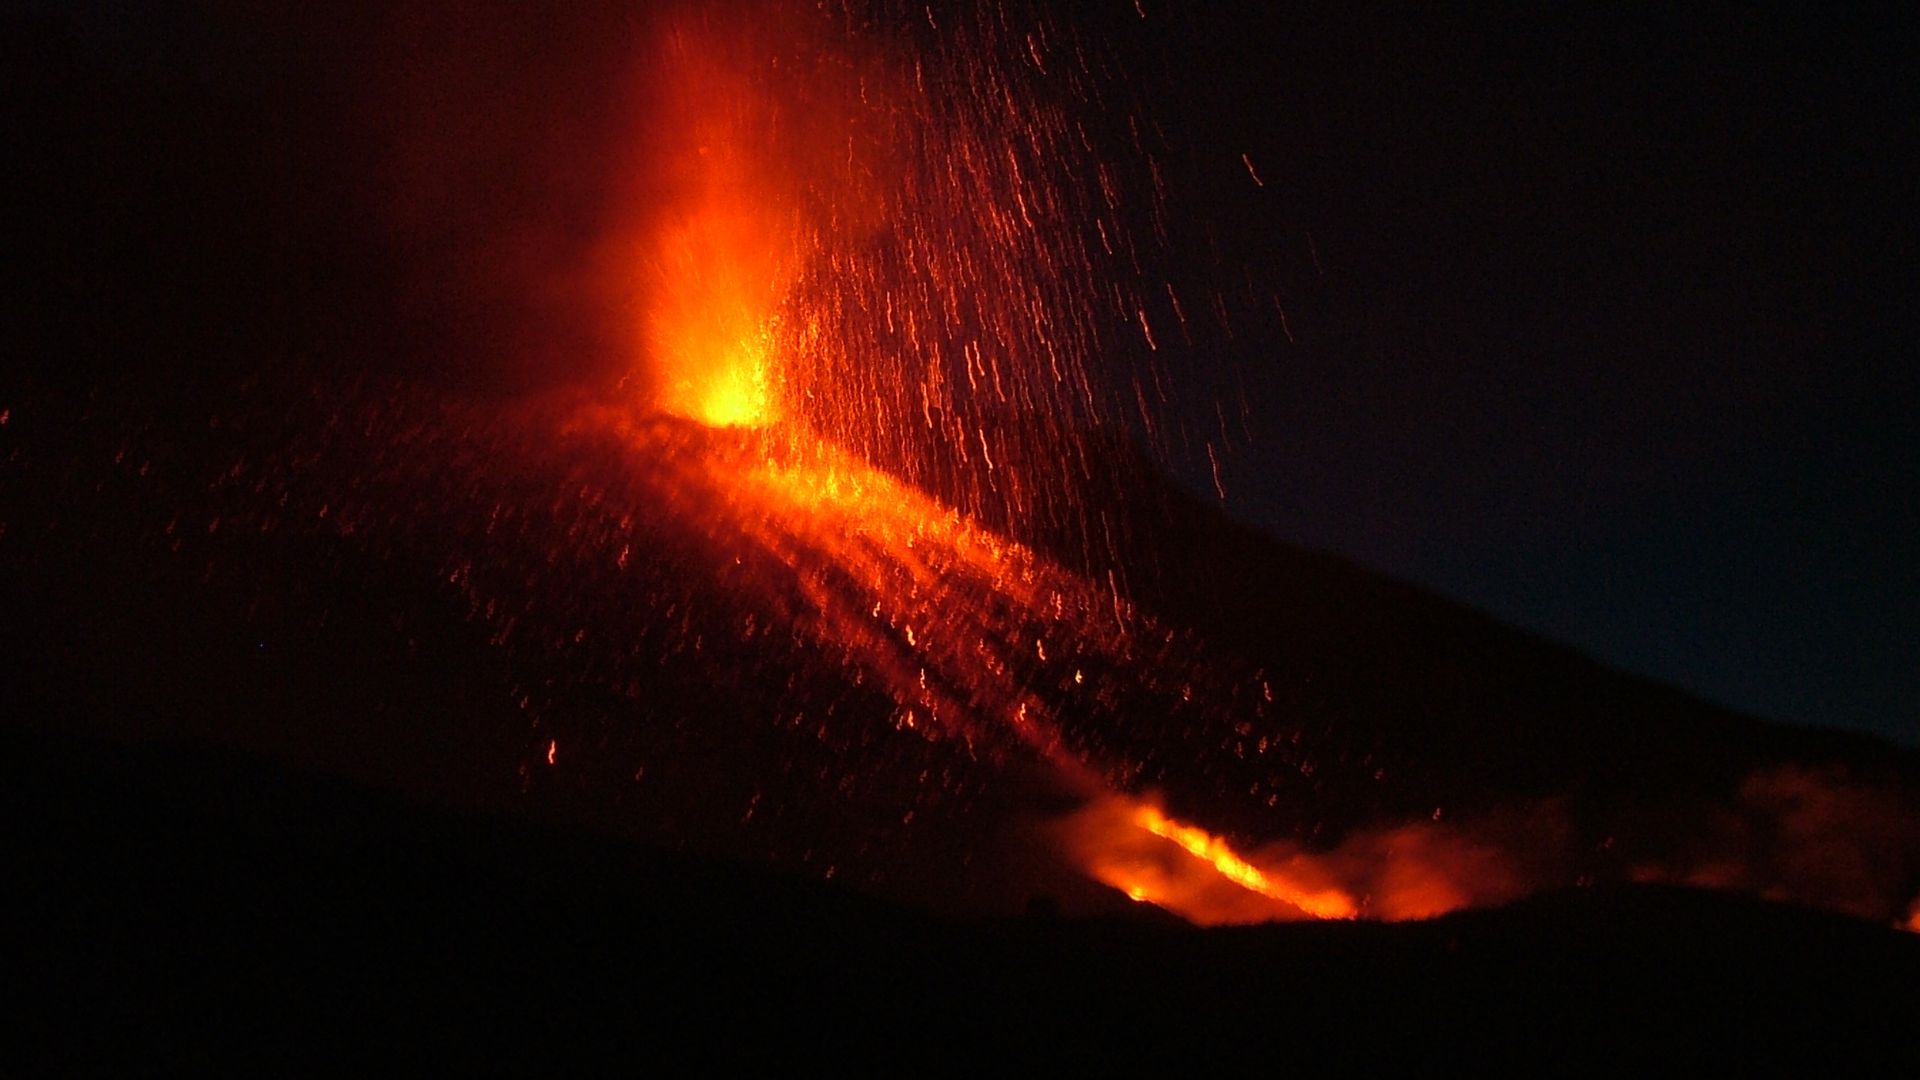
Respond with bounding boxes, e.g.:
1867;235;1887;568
1135;804;1357;919
1059;796;1363;924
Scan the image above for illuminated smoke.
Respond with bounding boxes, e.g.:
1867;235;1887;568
1626;765;1920;924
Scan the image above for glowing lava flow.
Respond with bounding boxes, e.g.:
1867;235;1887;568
583;402;1358;924
1135;805;1356;920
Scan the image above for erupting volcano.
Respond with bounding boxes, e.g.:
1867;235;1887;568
566;2;1919;929
8;0;1920;1069
601;3;1396;923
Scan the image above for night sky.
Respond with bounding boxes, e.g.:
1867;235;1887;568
1106;4;1918;746
11;1;1916;746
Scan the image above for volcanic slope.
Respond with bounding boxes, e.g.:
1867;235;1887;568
5;374;1917;927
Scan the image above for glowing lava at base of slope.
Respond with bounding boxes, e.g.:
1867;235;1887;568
1135;803;1358;920
1059;794;1361;925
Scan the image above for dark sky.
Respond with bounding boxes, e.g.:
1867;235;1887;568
11;1;1915;746
1112;3;1918;744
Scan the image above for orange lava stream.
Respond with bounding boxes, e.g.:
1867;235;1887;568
1135;805;1358;920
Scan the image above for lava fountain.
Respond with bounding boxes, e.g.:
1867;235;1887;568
617;2;1159;540
630;13;800;429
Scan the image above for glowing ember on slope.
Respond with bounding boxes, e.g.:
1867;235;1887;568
1059;790;1577;924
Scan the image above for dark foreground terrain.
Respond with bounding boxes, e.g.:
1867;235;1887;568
7;729;1916;1072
